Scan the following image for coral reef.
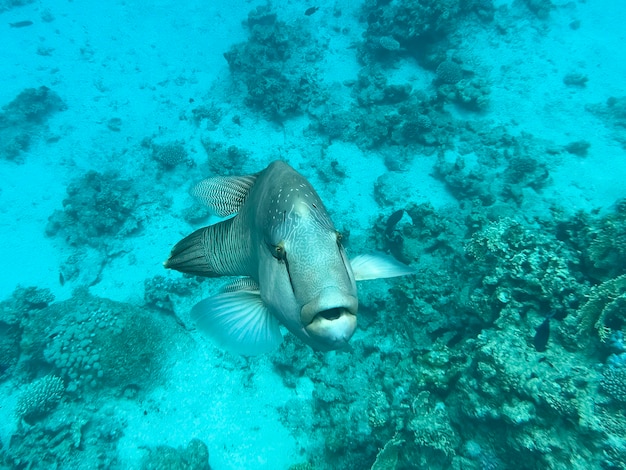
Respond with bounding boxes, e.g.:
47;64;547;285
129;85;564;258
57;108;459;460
223;5;325;121
556;201;626;281
151;141;191;169
0;86;66;161
569;274;626;346
0;287;54;381
6;403;123;468
7;288;175;397
45;170;141;247
200;138;250;176
601;363;626;403
15;374;64;423
434;128;552;205
0;320;20;381
586;202;626;278
0;284;196;468
2;2;625;469
140;439;211;470
311;66;450;151
143;274;201;314
266;190;626;469
359;0;462;64
523;0;553;19
435;60;463;85
359;0;494;67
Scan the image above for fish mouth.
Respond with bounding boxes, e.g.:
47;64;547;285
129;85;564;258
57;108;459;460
301;290;358;350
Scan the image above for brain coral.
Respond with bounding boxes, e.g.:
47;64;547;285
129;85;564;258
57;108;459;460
436;60;463;85
151;142;189;169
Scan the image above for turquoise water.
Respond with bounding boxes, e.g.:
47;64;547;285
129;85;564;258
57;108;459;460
1;0;625;468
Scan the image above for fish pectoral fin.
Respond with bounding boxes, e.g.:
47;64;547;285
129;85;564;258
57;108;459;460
190;290;282;356
350;254;416;281
192;173;258;217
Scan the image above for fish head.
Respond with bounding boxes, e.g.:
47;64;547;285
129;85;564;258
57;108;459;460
257;178;358;351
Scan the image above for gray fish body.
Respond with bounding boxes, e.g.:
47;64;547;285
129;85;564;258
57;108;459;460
231;161;358;349
165;161;413;355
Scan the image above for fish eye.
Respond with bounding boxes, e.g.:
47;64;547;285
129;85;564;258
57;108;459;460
271;241;287;261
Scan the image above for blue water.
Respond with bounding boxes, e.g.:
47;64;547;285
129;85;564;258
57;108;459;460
1;0;625;468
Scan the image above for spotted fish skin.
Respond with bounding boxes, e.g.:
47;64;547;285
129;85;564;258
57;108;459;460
165;161;414;355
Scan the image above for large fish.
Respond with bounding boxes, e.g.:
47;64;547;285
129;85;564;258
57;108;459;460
164;161;414;355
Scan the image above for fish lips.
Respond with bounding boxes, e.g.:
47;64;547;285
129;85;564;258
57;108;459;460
300;289;358;350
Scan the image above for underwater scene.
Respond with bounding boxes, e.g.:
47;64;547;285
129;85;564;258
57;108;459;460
1;0;625;468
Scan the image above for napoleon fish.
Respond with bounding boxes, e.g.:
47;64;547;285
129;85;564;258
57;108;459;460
164;161;414;355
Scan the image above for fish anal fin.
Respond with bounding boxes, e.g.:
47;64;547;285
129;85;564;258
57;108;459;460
220;277;260;293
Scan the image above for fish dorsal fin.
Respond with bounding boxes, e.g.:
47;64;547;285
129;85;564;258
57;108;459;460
350;254;416;281
191;174;258;217
191;290;283;356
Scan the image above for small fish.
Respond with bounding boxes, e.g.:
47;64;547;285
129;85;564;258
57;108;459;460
165;161;414;355
533;311;556;352
385;209;404;237
304;6;319;16
9;20;33;28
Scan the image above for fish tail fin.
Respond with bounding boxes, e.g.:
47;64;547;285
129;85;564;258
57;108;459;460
164;218;249;277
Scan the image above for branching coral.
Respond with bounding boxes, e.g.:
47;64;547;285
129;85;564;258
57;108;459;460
408;391;460;458
571;274;626;344
15;375;64;423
